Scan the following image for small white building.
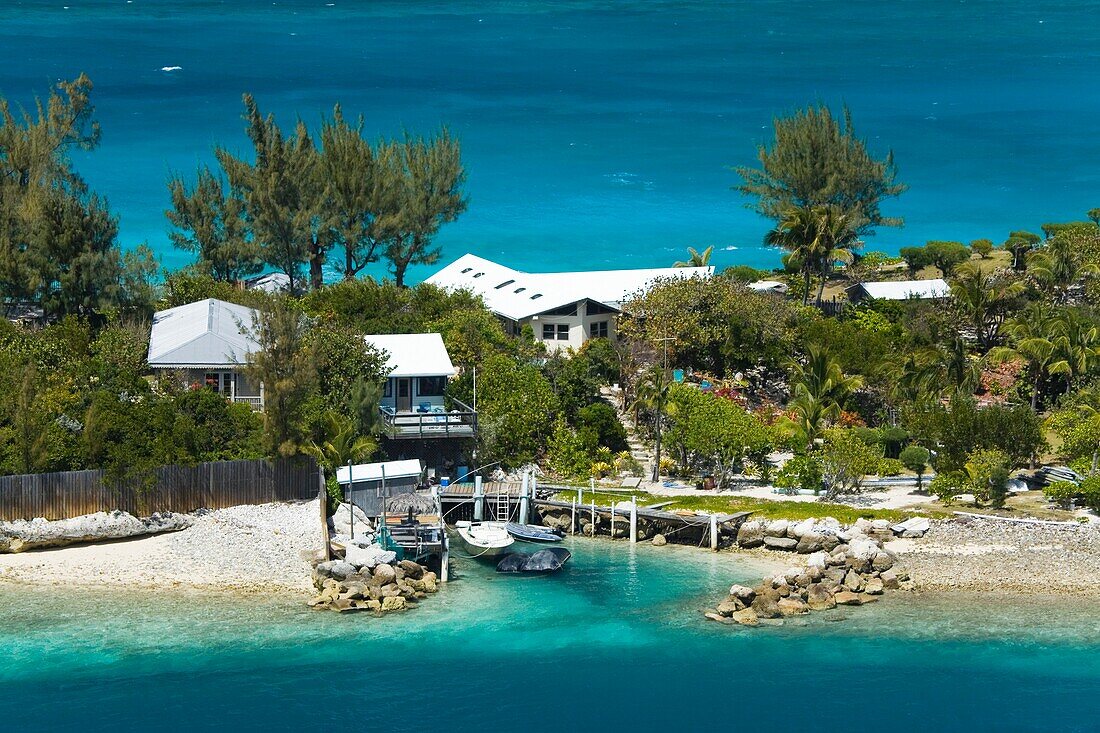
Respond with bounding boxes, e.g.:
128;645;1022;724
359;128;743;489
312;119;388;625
146;298;265;409
425;253;713;351
848;278;950;302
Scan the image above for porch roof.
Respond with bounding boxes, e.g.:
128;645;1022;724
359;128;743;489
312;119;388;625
336;459;424;485
364;333;456;378
147;298;259;369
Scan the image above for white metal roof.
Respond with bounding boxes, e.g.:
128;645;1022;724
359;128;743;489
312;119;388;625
363;333;456;378
858;278;950;300
336;459;424;485
147;298;259;368
424;253;713;321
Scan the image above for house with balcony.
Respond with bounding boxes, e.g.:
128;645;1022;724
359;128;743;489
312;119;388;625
146;298;265;409
363;333;476;441
425;253;713;351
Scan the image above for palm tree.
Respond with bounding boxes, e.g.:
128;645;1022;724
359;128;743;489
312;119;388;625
673;246;713;268
305;411;378;473
988;302;1058;409
1049;309;1100;394
949;263;1026;352
631;362;672;481
784;345;863;447
1028;236;1099;303
765;204;859;307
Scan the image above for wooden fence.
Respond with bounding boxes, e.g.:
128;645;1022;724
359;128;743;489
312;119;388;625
0;457;322;522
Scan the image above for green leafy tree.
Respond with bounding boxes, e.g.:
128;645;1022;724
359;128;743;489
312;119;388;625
899;444;931;491
574;402;629;453
924;240;971;276
166;166;259;283
1028;233;1100;303
1003;230;1040;271
899;245;933;276
818;429;883;499
736;104;906;235
782;345;863;447
969;239;994;259
1088;208;1100;228
216;95;325;292
962;448;1011;508
988;302;1058;409
1049;309;1099;394
376;131;467;287
663;384;771;487
901;394;1045;471
244;297;317;456
305;410;377;473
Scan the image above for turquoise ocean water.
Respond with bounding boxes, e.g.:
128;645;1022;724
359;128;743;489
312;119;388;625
3;538;1100;732
2;1;1100;281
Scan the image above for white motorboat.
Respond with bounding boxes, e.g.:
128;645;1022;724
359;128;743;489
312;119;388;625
454;520;515;558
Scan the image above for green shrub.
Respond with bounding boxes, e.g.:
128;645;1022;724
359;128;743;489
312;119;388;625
877;458;904;476
929;471;967;505
1044;480;1080;509
775;455;823;495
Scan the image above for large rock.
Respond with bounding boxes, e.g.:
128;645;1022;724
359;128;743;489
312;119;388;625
0;510;192;553
763;536;798;551
764;519;789;538
777;598;809;616
330;503;372;539
716;599;743;617
880;569;900;590
846;537;880;572
789;518;816;539
864;578;884;595
736;521;765;548
796;532;825;553
398;560;424;579
381;595;408;612
652;534;668;547
843;569;865;592
805;551;829;569
871;550;896;573
729;584;756;603
834;590;864;606
344;543;397;570
751;591;783;619
317;560;356;580
730;608;760;626
806;583;837;610
372;563;397;584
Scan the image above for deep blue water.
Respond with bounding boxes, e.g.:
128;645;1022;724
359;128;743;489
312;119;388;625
2;1;1100;281
3;538;1100;732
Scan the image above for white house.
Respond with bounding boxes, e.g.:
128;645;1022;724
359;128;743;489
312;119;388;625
362;333;476;440
146;298;265;409
848;278;950;302
424;253;713;351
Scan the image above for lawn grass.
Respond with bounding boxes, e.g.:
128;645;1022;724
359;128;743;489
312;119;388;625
550;489;949;524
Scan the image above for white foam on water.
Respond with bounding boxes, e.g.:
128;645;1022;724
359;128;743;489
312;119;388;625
160;66;183;72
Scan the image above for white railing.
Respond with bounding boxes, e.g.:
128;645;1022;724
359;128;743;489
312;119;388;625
231;395;264;411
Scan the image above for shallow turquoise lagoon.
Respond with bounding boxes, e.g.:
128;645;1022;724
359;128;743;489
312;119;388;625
3;1;1100;278
2;538;1100;732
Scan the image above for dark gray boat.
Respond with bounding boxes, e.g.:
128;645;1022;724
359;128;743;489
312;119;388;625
505;522;563;543
496;547;572;574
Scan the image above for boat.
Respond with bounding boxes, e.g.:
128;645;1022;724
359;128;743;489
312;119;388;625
496;547;572;574
453;520;514;558
505;522;563;543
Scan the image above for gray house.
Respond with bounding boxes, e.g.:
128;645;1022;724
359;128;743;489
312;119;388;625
146;298;265;409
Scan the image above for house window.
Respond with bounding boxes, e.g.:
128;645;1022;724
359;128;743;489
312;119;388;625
542;324;570;340
418;376;447;397
384;379;393;398
591;321;609;339
204;372;226;394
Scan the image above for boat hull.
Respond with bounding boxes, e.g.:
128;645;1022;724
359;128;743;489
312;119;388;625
454;522;515;558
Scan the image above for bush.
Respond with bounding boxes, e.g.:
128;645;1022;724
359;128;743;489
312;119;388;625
970;239;994;258
929;471;967;505
1044;480;1080;509
899;445;931;490
877;458;904;476
774;454;823;495
575;402;629;453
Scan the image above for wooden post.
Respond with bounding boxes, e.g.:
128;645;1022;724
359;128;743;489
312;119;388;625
578;485;583;506
318;469;331;561
610;503;616;539
629;495;637;544
591;500;596;535
571;497;577;535
710;513;718;551
440;534;450;582
473;475;484;521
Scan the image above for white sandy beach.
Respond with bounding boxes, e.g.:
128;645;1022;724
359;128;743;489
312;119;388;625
0;500;322;595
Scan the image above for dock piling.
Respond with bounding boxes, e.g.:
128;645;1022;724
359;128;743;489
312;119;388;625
629;495;637;544
571;498;577;535
710;513;718;551
519;473;530;525
590;500;596;533
473;476;484;521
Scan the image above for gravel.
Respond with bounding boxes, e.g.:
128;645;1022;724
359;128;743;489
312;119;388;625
0;500;323;595
888;517;1100;596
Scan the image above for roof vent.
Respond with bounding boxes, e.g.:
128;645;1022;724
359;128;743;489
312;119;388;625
460;267;472;274
495;279;515;290
472;272;485;278
514;287;526;293
530;293;543;300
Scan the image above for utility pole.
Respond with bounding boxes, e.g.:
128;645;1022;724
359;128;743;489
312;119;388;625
651;337;674;483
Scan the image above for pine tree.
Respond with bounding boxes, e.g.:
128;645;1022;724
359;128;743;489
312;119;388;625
166;165;260;283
